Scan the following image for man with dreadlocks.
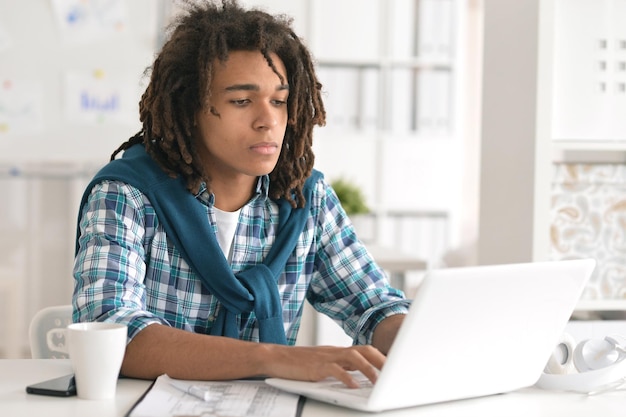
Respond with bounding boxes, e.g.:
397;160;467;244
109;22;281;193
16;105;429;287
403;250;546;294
72;0;409;388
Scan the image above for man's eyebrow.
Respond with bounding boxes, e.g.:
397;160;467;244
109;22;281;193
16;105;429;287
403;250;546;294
224;83;289;92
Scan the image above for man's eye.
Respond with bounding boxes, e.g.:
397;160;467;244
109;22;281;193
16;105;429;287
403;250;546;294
272;99;287;106
231;99;250;106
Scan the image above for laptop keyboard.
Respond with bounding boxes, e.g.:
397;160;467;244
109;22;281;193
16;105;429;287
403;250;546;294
325;375;374;398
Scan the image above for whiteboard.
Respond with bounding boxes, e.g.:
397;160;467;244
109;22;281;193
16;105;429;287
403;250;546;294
0;0;159;163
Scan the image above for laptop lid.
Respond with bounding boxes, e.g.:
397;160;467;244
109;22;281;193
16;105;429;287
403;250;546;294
266;259;596;412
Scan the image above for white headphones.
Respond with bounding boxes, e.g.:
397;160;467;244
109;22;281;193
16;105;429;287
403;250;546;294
536;333;626;393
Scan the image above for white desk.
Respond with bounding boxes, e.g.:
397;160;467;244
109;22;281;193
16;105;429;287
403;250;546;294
2;359;626;417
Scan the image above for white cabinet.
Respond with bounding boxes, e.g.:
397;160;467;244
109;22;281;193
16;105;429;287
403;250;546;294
478;0;626;315
551;0;626;142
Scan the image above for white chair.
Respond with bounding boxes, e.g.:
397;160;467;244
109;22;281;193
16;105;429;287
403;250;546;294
29;305;73;359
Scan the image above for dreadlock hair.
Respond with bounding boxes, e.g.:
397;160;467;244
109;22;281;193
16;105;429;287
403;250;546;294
111;0;325;208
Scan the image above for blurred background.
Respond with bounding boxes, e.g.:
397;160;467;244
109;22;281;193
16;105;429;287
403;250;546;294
1;0;625;357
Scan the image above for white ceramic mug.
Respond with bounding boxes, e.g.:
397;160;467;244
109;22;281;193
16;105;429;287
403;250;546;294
65;322;127;400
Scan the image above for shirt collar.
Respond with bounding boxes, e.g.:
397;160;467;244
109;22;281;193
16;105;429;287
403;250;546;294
194;175;270;206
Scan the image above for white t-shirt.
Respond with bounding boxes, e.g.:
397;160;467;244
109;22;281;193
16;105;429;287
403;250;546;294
213;207;241;261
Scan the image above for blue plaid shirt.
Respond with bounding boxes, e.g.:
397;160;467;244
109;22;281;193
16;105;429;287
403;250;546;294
73;174;409;345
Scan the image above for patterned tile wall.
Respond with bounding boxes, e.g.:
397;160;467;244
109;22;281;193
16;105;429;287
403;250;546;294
551;164;626;300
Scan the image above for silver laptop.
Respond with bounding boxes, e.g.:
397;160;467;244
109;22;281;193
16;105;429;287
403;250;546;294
266;259;596;412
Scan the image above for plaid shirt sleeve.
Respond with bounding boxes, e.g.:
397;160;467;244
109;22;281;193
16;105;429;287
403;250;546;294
307;179;411;345
72;181;173;339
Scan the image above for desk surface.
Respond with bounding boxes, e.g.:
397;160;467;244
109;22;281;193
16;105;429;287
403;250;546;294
2;359;626;417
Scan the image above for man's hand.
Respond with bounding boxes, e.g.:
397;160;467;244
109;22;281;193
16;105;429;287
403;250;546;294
260;344;386;388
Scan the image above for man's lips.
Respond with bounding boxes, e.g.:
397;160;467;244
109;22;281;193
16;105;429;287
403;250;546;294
250;142;279;155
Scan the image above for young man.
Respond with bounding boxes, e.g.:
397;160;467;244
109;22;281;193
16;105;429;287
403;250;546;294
73;0;409;388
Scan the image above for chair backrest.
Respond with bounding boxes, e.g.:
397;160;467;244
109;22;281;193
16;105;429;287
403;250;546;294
29;305;73;359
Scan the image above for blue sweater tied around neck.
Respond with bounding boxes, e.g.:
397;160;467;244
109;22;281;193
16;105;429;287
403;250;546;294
75;144;322;345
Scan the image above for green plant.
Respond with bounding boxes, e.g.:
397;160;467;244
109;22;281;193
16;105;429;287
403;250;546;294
330;178;370;215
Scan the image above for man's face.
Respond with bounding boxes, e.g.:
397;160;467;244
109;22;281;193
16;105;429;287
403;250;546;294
194;50;289;184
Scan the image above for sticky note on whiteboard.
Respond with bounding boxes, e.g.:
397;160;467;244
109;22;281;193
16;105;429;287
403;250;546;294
63;70;138;126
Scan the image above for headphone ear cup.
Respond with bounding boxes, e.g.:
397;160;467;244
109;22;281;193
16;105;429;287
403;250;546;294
544;333;577;374
573;338;621;372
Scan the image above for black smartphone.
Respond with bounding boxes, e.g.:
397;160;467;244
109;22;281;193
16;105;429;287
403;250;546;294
26;374;77;397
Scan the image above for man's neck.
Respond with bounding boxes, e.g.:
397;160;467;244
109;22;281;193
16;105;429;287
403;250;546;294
211;176;257;212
